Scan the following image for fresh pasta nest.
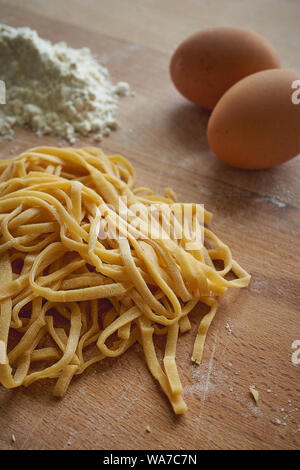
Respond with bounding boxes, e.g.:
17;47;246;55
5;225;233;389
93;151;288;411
0;146;250;414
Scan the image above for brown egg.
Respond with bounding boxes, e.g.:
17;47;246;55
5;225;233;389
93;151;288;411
170;27;280;110
207;69;300;169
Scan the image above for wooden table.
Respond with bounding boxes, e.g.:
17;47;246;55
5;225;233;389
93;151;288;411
0;0;299;450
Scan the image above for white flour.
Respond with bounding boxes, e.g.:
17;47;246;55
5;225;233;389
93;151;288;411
0;24;130;142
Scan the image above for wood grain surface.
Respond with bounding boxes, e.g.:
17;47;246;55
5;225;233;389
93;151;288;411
0;0;299;450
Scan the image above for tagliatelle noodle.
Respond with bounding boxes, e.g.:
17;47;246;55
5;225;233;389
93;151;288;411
0;146;250;414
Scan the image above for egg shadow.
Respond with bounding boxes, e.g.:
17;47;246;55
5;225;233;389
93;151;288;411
166;100;211;154
166;100;299;214
206;150;299;210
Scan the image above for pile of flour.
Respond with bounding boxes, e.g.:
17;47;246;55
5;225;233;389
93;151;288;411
0;24;130;143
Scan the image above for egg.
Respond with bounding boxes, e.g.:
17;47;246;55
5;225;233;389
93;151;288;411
170;27;280;110
207;69;300;169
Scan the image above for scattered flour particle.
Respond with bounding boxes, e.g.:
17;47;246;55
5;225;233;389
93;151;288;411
248;401;261;415
273;418;281;425
9;145;20;155
225;323;232;334
145;425;151;433
11;434;16;443
267;389;272;393
267;197;287;209
228;361;233;367
280;408;285;412
114;81;130;97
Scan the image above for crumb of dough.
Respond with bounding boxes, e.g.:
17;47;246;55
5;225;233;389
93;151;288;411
145;425;151;433
11;434;16;443
191;356;201;365
249;387;259;404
